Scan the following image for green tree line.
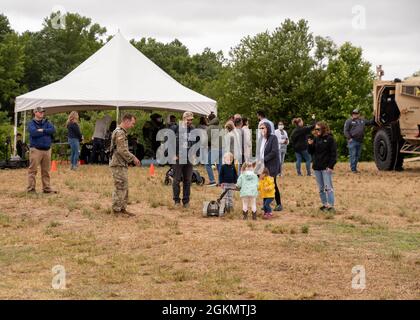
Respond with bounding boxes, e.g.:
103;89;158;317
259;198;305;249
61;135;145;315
0;11;395;161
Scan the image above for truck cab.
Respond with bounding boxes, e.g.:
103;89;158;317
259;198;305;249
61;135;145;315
373;77;420;170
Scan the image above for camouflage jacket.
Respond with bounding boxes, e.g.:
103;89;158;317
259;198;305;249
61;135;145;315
109;127;135;167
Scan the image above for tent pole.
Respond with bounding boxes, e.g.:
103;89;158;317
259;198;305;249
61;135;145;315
23;111;27;143
13;112;18;157
116;106;120;123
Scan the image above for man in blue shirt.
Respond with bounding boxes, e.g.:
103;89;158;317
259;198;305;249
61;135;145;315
27;107;57;193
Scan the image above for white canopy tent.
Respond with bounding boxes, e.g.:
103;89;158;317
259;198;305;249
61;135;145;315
13;31;217;154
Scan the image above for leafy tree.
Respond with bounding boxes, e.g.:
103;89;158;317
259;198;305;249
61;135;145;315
323;42;374;159
0;111;13;159
0;15;25;116
131;37;225;96
0;13;12;41
219;19;317;129
0;12;378;162
21;12;107;92
217;19;374;160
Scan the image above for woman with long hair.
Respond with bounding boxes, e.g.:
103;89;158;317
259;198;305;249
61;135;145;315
66;111;83;170
308;121;337;212
258;122;283;212
290;116;315;176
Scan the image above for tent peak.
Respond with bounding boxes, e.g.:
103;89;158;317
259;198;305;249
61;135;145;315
15;27;217;116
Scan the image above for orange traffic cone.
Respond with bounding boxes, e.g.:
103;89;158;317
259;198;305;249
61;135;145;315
149;163;155;176
51;160;58;172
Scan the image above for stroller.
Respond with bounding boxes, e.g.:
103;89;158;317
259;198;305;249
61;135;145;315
164;166;205;186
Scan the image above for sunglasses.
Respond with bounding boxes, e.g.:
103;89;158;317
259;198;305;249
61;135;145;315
315;128;321;131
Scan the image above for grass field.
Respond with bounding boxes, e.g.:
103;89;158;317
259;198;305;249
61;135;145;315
0;161;419;299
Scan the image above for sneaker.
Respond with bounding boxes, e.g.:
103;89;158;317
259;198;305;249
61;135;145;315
206;182;217;187
319;205;328;211
352;170;360;174
297;173;303;176
183;203;190;209
174;202;181;208
27;189;36;194
121;209;136;217
262;214;270;220
274;205;283;212
252;212;257;220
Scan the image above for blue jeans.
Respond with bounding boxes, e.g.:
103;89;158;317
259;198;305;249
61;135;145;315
205;149;222;184
295;150;311;175
279;149;287;175
263;198;274;213
68;138;80;168
348;140;362;172
314;170;335;207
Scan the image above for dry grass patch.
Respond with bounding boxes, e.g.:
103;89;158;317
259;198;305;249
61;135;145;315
0;162;419;299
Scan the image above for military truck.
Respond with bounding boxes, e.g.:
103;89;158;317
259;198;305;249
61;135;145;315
373;75;420;170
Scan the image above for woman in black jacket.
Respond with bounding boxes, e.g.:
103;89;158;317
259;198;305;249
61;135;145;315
258;121;283;211
66;111;83;170
308;121;337;212
290;117;315;176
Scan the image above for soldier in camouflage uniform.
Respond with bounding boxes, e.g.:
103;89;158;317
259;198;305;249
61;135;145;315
109;114;141;216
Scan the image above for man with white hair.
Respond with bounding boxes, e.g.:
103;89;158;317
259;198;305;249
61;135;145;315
171;112;195;208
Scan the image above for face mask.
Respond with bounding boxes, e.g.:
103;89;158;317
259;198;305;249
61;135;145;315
279;125;284;130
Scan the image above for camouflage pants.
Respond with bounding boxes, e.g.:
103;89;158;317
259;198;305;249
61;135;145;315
111;166;129;212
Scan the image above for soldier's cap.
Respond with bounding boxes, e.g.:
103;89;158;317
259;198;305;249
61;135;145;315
33;107;45;113
352;109;360;114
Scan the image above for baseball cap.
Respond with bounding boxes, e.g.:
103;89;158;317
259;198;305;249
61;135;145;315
352;109;360;114
33;107;45;113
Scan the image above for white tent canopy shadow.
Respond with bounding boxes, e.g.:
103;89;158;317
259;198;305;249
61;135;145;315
13;31;217;154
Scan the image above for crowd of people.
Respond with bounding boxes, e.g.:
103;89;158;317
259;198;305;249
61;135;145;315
25;106;375;218
66;112;177;168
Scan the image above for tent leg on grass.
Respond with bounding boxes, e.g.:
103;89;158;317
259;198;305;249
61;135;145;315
23;111;27;143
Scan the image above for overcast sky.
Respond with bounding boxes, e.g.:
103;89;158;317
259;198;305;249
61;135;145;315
2;0;419;79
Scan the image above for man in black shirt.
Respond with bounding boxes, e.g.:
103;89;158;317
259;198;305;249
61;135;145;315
171;112;195;208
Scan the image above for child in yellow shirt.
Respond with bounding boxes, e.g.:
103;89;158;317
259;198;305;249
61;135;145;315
258;168;275;219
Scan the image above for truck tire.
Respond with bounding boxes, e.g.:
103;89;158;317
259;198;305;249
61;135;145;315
374;128;398;171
